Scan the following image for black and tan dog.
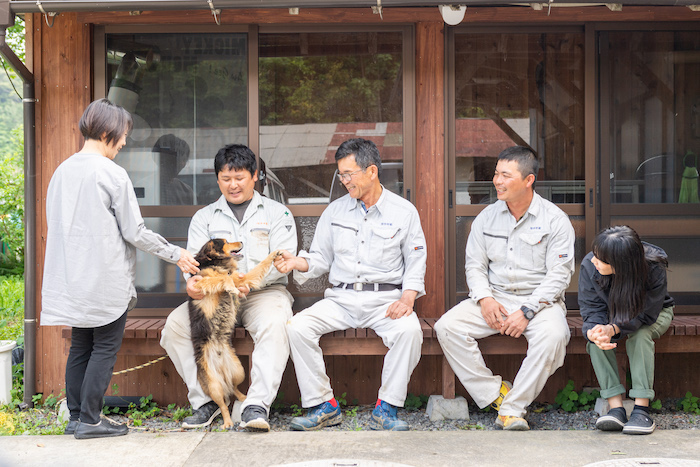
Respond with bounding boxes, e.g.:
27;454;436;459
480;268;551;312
188;238;281;429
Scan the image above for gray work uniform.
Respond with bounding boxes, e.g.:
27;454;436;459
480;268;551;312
160;191;297;413
436;192;575;418
288;187;427;408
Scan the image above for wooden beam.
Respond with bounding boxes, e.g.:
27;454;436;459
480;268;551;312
415;21;446;318
76;7;700;25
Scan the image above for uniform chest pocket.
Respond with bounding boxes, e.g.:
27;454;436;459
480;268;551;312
520;231;548;271
484;230;508;263
370;226;402;266
331;220;359;255
249;227;271;262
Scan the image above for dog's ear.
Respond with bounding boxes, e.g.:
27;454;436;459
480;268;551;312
196;239;227;263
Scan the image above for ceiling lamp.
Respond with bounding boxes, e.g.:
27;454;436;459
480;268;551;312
438;5;467;25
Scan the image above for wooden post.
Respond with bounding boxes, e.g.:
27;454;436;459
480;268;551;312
415;22;445;319
35;12;92;398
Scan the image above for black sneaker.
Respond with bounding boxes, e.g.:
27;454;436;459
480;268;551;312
74;418;128;439
239;405;270;432
622;408;656;435
182;401;221;429
595;407;628;431
64;420;79;435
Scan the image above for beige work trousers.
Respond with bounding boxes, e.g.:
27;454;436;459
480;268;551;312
287;287;423;409
160;285;293;413
435;291;569;418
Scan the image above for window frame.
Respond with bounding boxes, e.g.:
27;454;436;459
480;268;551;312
93;24;416;315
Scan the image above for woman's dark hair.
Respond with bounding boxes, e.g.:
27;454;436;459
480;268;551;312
592;225;668;322
79;98;133;146
214;144;257;177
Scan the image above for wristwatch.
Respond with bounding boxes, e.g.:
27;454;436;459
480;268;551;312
520;305;536;321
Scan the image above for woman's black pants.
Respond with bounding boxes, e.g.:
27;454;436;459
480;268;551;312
65;311;128;424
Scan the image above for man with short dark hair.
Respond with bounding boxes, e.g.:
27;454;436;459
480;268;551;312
160;144;297;432
436;146;575;431
275;138;427;431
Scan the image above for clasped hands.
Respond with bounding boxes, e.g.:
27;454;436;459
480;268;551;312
586;324;618;350
479;297;529;338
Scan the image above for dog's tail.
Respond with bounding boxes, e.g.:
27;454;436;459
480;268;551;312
198;341;246;399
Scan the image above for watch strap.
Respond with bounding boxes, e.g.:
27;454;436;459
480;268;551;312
520;305;536;320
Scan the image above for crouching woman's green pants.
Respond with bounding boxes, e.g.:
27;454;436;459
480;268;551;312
586;306;674;400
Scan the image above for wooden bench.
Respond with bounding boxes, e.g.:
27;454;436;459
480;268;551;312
61;314;700;399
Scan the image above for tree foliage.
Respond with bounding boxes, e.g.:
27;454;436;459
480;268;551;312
259;54;402;126
1;16;25;97
0;128;24;273
0;16;24;158
0;16;25;274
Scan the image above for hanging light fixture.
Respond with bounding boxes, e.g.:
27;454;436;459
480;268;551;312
438;5;466;26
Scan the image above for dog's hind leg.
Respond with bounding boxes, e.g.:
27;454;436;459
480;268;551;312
232;387;246;402
199;346;235;429
206;378;234;429
227;348;247;402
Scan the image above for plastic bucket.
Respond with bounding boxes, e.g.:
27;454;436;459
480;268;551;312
0;340;17;405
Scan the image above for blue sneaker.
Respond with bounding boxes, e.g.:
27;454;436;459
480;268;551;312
290;399;342;431
370;399;409;431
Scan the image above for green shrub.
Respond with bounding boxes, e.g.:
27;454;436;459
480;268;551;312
555;380;600;412
679;391;700;415
0;128;24;272
404;393;429;411
0;275;24;343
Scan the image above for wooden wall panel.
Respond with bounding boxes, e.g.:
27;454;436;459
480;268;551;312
415;22;445;318
108;356;190;406
34;12;92;397
87;351;698;408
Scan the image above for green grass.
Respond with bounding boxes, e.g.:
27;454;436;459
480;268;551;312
0;274;23;344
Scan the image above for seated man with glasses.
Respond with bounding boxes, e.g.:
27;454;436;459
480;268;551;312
274;138;427;431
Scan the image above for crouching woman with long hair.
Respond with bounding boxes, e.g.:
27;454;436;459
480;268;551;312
579;225;674;435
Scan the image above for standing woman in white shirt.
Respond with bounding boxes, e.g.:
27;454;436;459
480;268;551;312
41;99;199;439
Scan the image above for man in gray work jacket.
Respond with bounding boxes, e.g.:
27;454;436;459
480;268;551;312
436;146;575;431
274;138;427;431
160;144;297;432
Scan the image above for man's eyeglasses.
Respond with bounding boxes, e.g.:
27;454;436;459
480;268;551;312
337;168;365;182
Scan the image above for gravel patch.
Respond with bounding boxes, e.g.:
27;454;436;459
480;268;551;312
115;398;699;433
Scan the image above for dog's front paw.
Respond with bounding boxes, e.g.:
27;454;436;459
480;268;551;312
224;284;241;296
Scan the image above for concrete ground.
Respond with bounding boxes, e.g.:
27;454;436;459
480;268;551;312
1;430;699;467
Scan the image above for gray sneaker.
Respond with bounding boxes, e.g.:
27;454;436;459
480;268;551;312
595;407;627;431
239;405;270;432
622;409;656;435
182;401;221;429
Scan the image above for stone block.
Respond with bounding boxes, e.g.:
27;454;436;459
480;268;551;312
232;400;243;423
425;395;470;422
594;397;635;417
58;399;70;423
